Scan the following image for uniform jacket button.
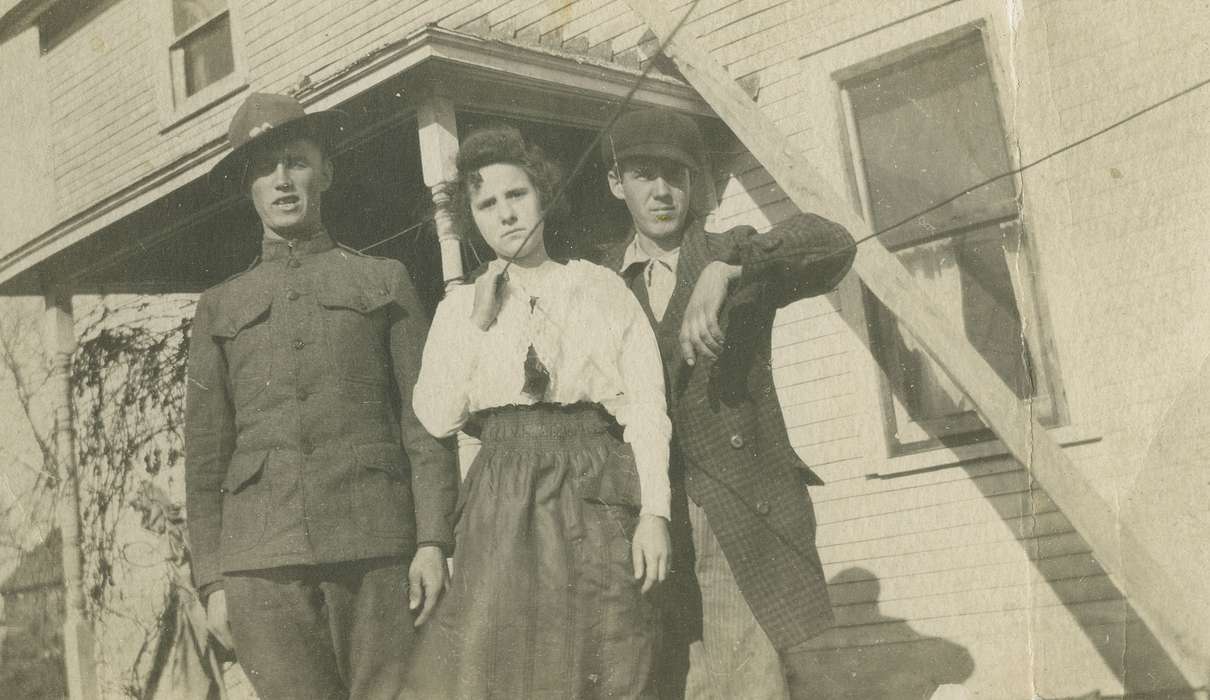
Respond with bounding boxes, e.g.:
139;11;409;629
288;258;302;269
297;388;309;402
286;289;300;301
293;339;306;350
756;500;771;515
729;434;745;449
300;438;314;455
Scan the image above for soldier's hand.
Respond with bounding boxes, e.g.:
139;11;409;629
470;262;508;331
205;589;235;651
632;514;672;594
408;545;449;627
679;261;741;365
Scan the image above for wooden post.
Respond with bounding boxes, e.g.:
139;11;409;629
417;94;463;288
42;283;99;700
623;0;1208;679
414;94;481;473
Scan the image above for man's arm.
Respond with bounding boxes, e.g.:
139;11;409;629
386;263;459;625
711;212;855;306
680;213;855;364
386;263;459;553
183;293;236;602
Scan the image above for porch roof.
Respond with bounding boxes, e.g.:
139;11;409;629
0;24;707;296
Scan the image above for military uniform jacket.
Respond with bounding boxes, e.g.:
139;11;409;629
184;231;458;596
603;213;855;650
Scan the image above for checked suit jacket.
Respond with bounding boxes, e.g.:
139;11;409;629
602;212;855;650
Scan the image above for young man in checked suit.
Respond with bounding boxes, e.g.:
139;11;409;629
599;109;855;699
184;93;458;699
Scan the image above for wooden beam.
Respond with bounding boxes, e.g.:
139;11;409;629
623;0;1209;680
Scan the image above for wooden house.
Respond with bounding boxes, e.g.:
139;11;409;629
1;1;1208;696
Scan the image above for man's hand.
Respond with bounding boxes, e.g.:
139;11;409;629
632;514;672;594
679;261;741;365
470;262;507;331
205;589;235;651
408;545;449;627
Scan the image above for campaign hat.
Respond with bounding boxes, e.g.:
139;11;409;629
209;92;344;190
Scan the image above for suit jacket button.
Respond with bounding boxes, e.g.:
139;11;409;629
756;500;771;515
293;339;306;350
286;289;300;301
300;438;315;455
729;434;745;449
288;259;302;269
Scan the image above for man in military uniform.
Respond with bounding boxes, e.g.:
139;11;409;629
599;109;855;699
184;92;458;699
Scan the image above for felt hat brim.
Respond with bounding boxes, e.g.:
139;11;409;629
208;109;344;192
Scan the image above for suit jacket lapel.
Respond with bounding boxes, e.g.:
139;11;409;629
658;217;708;334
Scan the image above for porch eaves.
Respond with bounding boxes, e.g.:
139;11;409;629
0;24;707;294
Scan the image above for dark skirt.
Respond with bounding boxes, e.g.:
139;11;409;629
400;404;656;699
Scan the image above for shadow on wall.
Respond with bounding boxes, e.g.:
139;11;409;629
791;567;974;699
957;460;1197;698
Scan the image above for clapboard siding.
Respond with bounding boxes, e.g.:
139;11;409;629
4;0;1207;695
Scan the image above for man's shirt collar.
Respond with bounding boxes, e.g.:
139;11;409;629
621;235;680;273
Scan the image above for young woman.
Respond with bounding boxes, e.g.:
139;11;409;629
401;127;672;699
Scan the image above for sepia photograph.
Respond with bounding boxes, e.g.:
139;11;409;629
0;0;1207;698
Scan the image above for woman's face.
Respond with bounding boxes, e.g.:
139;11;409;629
469;162;547;264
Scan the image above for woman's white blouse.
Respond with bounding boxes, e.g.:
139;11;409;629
414;259;672;519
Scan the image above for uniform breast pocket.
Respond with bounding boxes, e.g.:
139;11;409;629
318;285;394;386
211;301;274;408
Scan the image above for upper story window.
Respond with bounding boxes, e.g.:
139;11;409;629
842;32;1061;452
154;0;246;128
171;0;235;99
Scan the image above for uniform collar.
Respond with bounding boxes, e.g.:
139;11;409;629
261;229;335;261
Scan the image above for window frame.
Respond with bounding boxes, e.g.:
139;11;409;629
838;26;1066;455
153;0;247;131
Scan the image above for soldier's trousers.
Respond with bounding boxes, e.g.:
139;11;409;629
225;557;414;700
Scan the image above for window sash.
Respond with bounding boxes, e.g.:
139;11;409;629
171;8;229;48
168;6;235;103
842;33;1057;451
865;219;1056;450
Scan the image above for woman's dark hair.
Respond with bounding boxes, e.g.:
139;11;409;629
453;126;571;259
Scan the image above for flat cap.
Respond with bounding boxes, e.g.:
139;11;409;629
602;108;705;171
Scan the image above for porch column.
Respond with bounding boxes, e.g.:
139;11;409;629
42;283;98;700
415;94;480;473
417;94;462;288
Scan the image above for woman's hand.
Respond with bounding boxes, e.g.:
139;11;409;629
632;513;672;594
470;262;507;331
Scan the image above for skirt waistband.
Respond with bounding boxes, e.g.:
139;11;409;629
472;403;612;442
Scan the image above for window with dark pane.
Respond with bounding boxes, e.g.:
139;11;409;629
844;32;1058;450
171;0;234;99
